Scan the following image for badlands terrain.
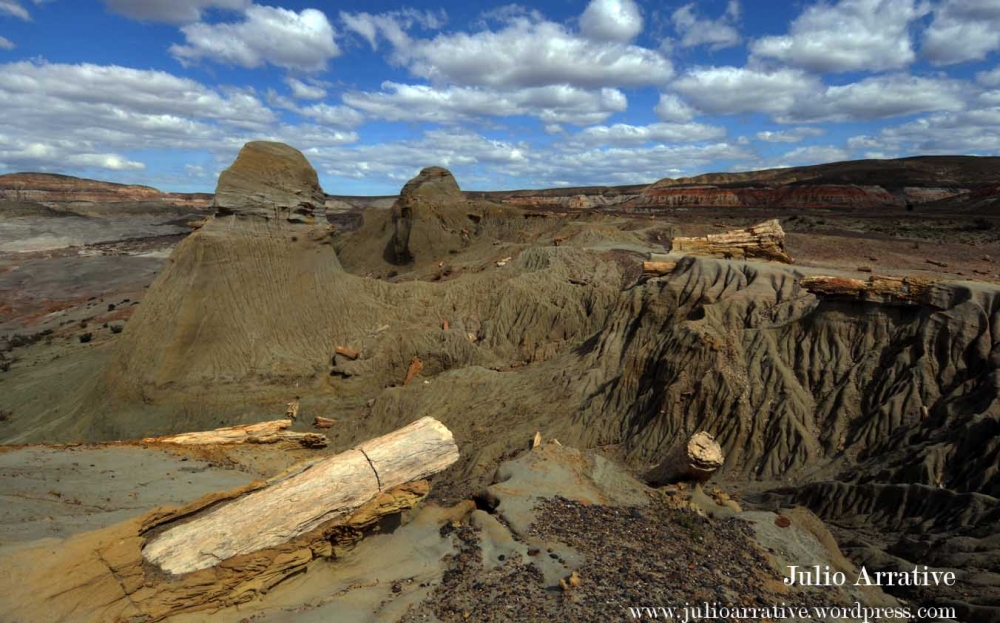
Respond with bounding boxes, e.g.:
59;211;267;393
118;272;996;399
1;145;1000;621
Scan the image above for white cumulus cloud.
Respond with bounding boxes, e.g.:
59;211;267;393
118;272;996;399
346;10;672;90
923;0;1000;65
751;0;929;73
573;121;727;146
673;66;820;116
284;77;326;100
673;67;967;123
670;0;741;50
755;127;825;143
977;66;1000;87
343;82;627;125
580;0;643;43
340;8;446;51
0;0;32;20
170;5;340;71
654;93;696;122
0;60;358;177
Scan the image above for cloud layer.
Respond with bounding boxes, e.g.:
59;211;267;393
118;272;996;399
0;0;998;191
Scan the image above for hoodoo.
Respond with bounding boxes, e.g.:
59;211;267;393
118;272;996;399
389;166;465;263
81;142;363;439
337;165;514;272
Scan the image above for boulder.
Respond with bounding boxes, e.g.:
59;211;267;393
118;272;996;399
213;141;325;222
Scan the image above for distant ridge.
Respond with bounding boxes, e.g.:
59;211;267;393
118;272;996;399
0;172;211;207
6;156;999;209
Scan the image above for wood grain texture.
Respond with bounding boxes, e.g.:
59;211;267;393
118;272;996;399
142;420;327;448
143;416;458;575
642;261;677;275
646;432;724;485
671;219;792;263
800;274;946;308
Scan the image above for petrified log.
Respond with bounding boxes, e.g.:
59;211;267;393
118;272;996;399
0;481;433;623
642;260;677;275
800;274;947;308
671;219;792;263
335;345;360;360
404;355;423;385
314;415;338;428
646;432;724;485
143;420;326;448
143;417;459;575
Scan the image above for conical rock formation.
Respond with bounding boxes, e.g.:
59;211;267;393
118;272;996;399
389;166;471;264
84;142;375;437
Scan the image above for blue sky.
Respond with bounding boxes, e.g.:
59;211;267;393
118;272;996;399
1;0;999;194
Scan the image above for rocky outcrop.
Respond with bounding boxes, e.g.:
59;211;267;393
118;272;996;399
670;219;792;263
0;173;211;207
213;141;325;222
389;166;463;262
385;166;483;265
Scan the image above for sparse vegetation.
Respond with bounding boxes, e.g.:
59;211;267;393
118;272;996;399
6;329;53;350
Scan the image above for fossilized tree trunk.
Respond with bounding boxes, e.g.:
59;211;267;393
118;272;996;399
800;274;947;308
0;418;459;623
671;219;792;263
143;416;459;575
646;432;725;485
142;420;327;448
642;261;677;275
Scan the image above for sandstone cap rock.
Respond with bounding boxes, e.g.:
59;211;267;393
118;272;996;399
213;141;325;221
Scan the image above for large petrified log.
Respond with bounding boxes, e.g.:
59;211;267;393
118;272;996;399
800;274;948;308
143;416;458;575
142;419;327;448
0;418;459;623
646;432;725;485
670;219;792;263
642;261;677;276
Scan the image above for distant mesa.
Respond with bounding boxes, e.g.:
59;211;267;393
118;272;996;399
0;172;211;208
213;141;326;222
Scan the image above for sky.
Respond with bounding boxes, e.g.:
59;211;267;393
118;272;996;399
0;0;999;194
